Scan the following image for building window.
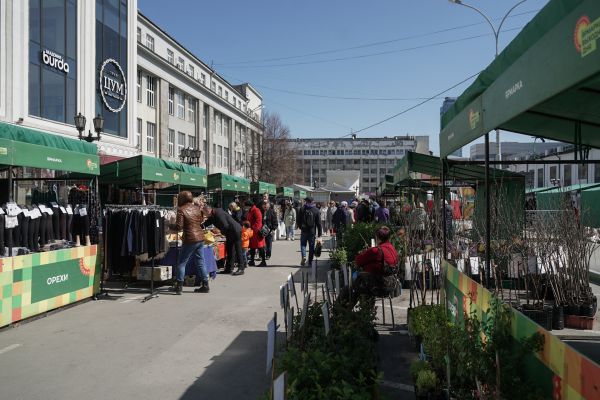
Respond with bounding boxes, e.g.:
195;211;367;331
537;168;544;188
550;166;557;181
168;87;174;115
203;140;207;164
146;75;155;107
176;91;185;119
212;143;216;166
146;122;156;153
218;86;222;97
168;129;175;157
188;65;194;77
211;81;216;92
145;34;154;51
564;165;572;186
29;0;78;124
136;118;142;148
177;56;184;71
137;70;142;102
187;98;195;122
188;135;196;149
200;73;206;85
178;132;186;155
137;26;141;42
217;145;223;168
167;49;174;64
225;90;229;101
578;164;588;181
223;147;229;168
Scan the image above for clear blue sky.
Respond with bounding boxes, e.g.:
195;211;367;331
139;0;550;155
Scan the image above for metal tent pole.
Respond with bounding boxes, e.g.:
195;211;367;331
485;133;491;288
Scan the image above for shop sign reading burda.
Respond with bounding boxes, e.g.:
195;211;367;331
42;49;70;73
99;58;127;113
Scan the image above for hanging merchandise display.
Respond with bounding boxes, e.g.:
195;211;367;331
0;122;100;328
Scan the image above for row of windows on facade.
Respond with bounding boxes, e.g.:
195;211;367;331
137;70;245;144
301;149;407;156
529;164;600;188
134;118;244;169
137;27;247;112
300;168;394;177
301;159;397;166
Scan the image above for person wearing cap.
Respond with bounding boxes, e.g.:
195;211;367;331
332;201;350;245
297;196;322;267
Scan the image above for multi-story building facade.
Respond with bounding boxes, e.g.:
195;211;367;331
0;0;262;177
136;13;263;176
469;141;559;161
290;136;429;194
1;0;139;159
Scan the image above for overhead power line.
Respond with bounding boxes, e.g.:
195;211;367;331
213;9;539;66
350;71;481;136
217;27;523;69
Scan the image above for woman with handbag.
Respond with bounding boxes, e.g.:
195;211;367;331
246;199;267;267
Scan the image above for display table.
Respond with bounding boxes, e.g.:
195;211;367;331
161;243;223;282
0;245;98;328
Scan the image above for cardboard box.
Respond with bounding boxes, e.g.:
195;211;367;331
137;265;172;281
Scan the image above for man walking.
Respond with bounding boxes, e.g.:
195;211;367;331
262;200;278;260
203;205;246;275
297;197;322;267
332;201;349;246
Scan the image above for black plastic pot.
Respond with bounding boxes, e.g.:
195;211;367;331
579;303;595;317
552;305;564;330
566;304;580;316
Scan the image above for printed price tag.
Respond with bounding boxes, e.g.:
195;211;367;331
51;202;59;208
60;206;66;214
66;205;73;215
79;207;87;217
156;219;160;228
0;208;4;215
45;206;54;215
22;209;30;217
30;209;40;220
5;215;18;229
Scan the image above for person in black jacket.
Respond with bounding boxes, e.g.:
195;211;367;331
203;205;246;276
297;197;322;267
261;200;278;259
228;202;243;225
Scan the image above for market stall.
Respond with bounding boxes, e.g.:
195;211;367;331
207;173;250;209
0;122;100;327
250;181;276;197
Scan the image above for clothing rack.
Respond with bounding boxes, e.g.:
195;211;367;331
104;204;175;302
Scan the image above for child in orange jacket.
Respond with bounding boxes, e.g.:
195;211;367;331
241;221;253;266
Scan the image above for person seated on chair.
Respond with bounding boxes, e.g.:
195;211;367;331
344;226;399;306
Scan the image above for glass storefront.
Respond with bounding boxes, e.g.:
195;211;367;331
96;0;128;138
29;0;77;124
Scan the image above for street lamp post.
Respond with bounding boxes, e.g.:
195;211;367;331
74;112;104;143
448;0;527;162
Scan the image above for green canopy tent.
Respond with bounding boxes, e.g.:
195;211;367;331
580;186;600;227
394;152;525;238
278;186;294;198
526;187;555;195
536;182;600;210
100;155;207;205
294;189;307;200
250;181;277;196
0;121;99;178
439;0;600;279
207;173;250;209
0;122;102;327
441;0;600;157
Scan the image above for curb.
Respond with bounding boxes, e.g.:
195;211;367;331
590;271;600;286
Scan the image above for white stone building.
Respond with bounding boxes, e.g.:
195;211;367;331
290;136;429;194
0;0;263;177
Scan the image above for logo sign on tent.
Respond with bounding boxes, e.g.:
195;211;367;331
99;58;127;113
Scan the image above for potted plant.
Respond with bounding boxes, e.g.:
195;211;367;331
329;248;347;270
415;369;438;399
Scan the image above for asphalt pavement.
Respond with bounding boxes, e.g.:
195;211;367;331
0;235;416;400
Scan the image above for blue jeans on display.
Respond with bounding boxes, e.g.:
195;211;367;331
286;225;295;240
177;242;207;283
300;231;316;263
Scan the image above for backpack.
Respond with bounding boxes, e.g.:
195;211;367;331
303;208;315;228
376;247;400;297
